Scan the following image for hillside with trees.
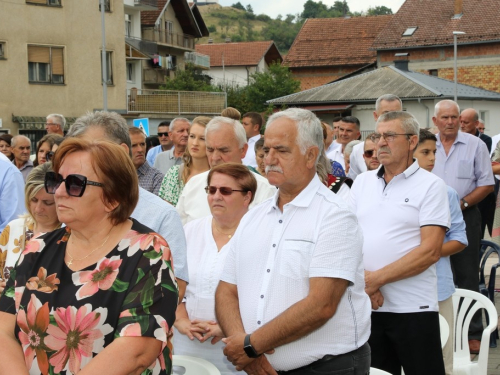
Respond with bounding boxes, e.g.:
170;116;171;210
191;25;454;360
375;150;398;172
197;1;393;54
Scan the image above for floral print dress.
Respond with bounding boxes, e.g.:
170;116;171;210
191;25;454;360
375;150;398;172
158;165;184;206
0;219;178;375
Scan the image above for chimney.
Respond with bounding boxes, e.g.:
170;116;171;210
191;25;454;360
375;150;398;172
394;53;410;71
454;0;463;17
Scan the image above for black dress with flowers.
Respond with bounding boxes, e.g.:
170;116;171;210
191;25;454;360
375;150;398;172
0;219;178;375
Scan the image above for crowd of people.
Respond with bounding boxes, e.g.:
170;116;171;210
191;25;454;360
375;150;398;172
0;96;497;375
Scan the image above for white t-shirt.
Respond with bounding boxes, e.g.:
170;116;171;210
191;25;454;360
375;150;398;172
242;134;261;168
176;169;276;225
350;161;450;313
221;176;371;371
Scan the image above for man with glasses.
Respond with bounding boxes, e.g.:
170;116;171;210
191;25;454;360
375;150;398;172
362;133;380;171
146;121;172;166
350;111;450;374
45;114;65;136
154;118;190;174
433;100;494;354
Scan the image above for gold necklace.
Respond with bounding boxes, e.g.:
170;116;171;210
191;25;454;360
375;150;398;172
66;231;112;267
212;221;236;239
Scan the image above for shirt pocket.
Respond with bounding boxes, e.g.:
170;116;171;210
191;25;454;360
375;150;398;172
279;240;314;280
457;160;474;179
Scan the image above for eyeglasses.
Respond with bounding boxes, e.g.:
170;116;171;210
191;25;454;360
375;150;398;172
45;172;104;197
46;151;55;161
157;132;169;137
205;186;246;196
364;149;376;158
369;132;413;144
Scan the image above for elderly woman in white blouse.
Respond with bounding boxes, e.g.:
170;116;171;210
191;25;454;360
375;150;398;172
173;163;257;374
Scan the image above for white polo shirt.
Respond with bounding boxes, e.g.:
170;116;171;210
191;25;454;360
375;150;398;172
350;160;450;313
326;146;345;169
221;175;371;371
176;169;276;225
347;142;367;180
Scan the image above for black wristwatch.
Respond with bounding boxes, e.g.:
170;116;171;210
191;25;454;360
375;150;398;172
243;334;260;358
461;198;469;209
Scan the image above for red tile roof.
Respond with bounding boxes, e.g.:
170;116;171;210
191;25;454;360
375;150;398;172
141;0;168;26
283;15;392;68
195;41;283;67
372;0;500;49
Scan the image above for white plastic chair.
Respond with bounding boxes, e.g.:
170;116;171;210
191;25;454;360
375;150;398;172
452;289;498;375
371;368;392;374
172;355;221;375
439;313;450;348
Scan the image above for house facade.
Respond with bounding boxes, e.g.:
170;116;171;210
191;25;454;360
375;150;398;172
195;41;283;87
372;0;500;94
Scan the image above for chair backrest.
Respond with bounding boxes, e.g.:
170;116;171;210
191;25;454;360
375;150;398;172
370;368;392;375
439;314;449;348
479;240;500;301
172;355;221;375
452;289;498;374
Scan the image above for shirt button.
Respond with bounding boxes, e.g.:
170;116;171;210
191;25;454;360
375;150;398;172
260;295;264;298
257;321;261;325
267;269;270;273
272;244;276;247
279;220;283;223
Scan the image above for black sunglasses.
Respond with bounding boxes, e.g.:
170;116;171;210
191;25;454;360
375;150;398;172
45;172;104;197
157;132;169;137
46;151;55;162
205;186;246;196
364;150;375;158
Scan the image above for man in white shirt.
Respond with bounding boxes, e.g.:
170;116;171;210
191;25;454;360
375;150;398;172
216;108;371;375
326;116;360;169
241;112;263;169
176;117;275;225
348;94;403;180
350;111;450;374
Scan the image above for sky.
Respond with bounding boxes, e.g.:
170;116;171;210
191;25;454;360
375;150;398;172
217;0;406;18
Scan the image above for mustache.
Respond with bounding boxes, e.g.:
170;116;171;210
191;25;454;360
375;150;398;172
377;147;391;157
265;165;284;174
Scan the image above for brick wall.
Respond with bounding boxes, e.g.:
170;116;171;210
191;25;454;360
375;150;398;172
378;42;500;93
291;66;361;90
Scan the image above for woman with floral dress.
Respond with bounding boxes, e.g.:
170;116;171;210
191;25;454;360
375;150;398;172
0;138;178;375
158;116;210;206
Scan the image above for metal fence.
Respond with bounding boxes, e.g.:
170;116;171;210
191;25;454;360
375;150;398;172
127;89;226;115
185;52;210;69
142;28;195;49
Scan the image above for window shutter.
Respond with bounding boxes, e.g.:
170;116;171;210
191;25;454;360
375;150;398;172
28;46;50;63
52;48;64;75
27;0;47;5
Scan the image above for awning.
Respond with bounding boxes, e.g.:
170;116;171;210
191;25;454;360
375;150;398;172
12;115;77;130
125;37;157;59
300;104;354;112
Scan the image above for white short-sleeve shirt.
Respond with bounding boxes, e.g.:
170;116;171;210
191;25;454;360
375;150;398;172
350;160;450;313
221;176;371;371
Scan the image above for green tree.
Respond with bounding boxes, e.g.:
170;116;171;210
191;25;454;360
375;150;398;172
231;2;245;11
301;0;328;18
366;5;393;15
160;63;220;92
246;4;254;13
330;0;349;15
245;63;300;112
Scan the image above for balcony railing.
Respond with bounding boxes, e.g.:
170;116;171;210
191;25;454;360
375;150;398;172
134;0;157;10
127;89;227;115
185;52;210;70
143;68;169;85
126;36;158;56
142;27;195;50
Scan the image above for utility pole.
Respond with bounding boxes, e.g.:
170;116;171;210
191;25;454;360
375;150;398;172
100;0;108;111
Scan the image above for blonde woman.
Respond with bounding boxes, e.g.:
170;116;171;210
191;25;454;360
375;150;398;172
158;116;210;205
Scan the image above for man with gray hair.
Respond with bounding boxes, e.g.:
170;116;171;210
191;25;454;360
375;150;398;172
45;114;65;136
350;111;450;373
216;108;371;375
11;135;33;182
67;111;189;300
154;117;190;174
176;116;275;225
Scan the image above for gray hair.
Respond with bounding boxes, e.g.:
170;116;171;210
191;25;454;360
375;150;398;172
316;152;331;184
170;117;191;131
205;116;247;148
11;135;31;148
376;111;420;135
266;108;324;161
434;100;460;117
67;111;131;150
478;119;485;125
344;140;362;157
375;94;402;114
47;114;66;129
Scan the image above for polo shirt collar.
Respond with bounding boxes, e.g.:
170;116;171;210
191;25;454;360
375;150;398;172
377;159;420;180
248;134;261;143
14;159;33;170
268;175;321;213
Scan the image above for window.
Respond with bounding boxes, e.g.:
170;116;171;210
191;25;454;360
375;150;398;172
125;14;132;37
99;0;111;12
480;110;488;122
429;69;438;76
0;42;5;59
28;45;64;84
402;27;417;36
165;21;173;43
127;62;134;82
101;51;113;85
26;0;61;6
